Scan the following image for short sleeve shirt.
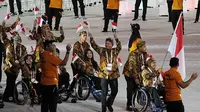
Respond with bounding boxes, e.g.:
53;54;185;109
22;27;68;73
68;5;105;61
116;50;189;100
163;68;183;101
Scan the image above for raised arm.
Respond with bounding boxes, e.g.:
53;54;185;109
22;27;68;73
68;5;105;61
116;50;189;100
113;32;122;55
89;32;102;54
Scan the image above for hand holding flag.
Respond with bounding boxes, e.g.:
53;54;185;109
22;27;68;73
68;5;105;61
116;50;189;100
112;22;117;32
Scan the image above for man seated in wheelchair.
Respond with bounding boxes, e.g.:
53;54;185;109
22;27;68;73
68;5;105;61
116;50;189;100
82;49;101;90
21;54;39;102
141;55;164;109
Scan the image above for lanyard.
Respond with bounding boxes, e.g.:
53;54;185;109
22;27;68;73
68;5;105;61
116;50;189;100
106;50;113;63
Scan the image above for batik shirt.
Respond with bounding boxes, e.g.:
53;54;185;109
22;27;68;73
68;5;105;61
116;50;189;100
2;33;27;73
142;67;160;87
90;38;122;79
123;51;147;81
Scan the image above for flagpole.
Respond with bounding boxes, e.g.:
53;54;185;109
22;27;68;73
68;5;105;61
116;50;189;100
161;51;168;69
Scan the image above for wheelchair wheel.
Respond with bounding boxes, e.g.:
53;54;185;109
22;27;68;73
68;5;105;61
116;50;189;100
76;76;91;100
14;81;29;105
132;88;148;112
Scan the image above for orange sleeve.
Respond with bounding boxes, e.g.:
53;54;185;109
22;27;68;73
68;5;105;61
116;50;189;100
175;72;183;83
46;52;62;66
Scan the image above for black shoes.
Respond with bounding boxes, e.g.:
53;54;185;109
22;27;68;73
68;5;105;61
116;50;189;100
107;105;113;112
10;12;17;16
102;28;108;32
126;105;133;111
142;18;147;21
132;18;138;21
194;20;198;23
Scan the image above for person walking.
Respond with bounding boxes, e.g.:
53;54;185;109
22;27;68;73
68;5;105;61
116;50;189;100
89;32;121;112
163;57;198;112
8;0;23;16
133;0;148;21
71;0;86;19
40;40;71;112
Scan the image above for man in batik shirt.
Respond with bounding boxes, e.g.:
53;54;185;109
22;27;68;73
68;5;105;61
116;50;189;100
1;28;27;102
89;32;121;112
123;40;147;111
71;30;90;76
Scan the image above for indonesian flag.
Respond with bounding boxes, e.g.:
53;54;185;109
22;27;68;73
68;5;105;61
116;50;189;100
34;7;39;15
9;31;14;36
72;53;79;63
37;17;44;27
0;0;5;2
4;13;10;20
83;20;89;28
16;23;23;31
112;22;117;30
76;23;84;33
26;33;34;40
20;27;26;34
168;12;186;80
117;58;122;66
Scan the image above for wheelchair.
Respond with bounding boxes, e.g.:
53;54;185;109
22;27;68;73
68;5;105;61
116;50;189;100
132;84;166;112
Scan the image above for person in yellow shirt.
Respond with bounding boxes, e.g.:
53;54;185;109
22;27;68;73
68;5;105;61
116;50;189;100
163;57;198;112
171;0;184;31
48;0;63;31
102;0;120;32
40;40;71;112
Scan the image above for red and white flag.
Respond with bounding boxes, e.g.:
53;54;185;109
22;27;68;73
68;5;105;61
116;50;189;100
83;20;89;28
112;22;117;30
4;13;10;20
117;57;122;66
19;27;26;34
72;53;79;63
16;23;23;31
26;33;34;40
37;17;44;27
76;23;84;33
168;12;186;80
34;7;39;15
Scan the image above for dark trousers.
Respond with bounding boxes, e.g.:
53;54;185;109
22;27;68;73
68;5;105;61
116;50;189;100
166;100;184;112
125;76;137;106
195;0;200;21
103;9;119;30
48;8;62;30
171;10;184;32
58;72;70;89
41;85;58;112
0;54;2;83
45;0;50;16
134;0;148;19
72;0;85;16
102;0;108;18
146;87;162;107
8;0;22;13
101;78;118;111
167;1;173;21
3;71;18;99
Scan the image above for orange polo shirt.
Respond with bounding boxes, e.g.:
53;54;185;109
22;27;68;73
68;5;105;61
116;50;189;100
163;68;183;102
49;0;62;9
107;0;120;10
172;0;183;10
40;51;62;85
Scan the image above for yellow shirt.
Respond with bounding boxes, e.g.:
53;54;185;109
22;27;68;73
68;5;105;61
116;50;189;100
172;0;183;10
49;0;62;9
107;0;120;10
163;68;183;101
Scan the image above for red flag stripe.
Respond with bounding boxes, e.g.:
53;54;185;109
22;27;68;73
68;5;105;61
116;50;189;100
175;15;183;57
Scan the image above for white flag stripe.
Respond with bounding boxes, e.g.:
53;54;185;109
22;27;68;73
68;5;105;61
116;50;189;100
168;33;177;56
177;48;186;80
